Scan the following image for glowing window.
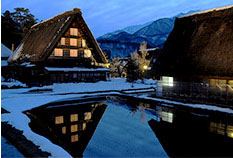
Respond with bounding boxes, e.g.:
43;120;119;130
70;114;78;122
70;28;78;36
82;39;86;47
60;37;65;45
84;49;92;58
70;49;78;57
71;124;78;132
82;122;87;130
55;116;64;124
77;39;82;47
70;38;77;46
162;76;173;87
62;127;66;134
84;112;92;120
71;134;78;142
54;48;63;56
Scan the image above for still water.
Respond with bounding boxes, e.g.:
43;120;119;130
25;96;233;157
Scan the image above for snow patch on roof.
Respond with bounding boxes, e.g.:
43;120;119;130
181;5;233;18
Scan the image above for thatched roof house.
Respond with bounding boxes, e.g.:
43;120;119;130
8;8;108;67
153;5;233;79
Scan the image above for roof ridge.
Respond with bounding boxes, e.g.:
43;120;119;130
180;5;233;18
31;8;81;28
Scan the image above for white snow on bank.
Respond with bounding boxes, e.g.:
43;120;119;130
45;67;109;72
1;79;157;157
1;80;27;88
2;113;71;157
2;78;233;157
137;96;233;114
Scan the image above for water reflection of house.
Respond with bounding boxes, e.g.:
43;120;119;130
152;6;233;106
26;100;107;157
148;108;233;157
3;8;109;86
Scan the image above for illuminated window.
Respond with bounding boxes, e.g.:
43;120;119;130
71;134;78;142
70;114;78;122
62;127;66;134
162;76;173;87
82;39;86;47
54;48;63;56
70;49;78;57
70;38;77;46
60;37;65;45
70;28;78;36
84;49;92;58
77;39;82;47
82;122;87;130
84;112;92;120
71;124;78;132
55;116;64;124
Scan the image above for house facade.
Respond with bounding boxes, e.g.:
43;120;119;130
152;5;233;107
3;8;109;85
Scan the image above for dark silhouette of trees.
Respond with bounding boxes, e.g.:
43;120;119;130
2;8;38;49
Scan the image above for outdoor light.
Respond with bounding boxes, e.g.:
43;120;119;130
143;65;148;70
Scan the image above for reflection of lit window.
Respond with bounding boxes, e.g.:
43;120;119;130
54;48;63;56
84;112;92;120
82;122;87;130
55;116;64;124
84;49;92;58
71;134;78;142
70;49;78;57
62;126;66;134
70;114;78;122
162;76;173;87
70;38;77;46
61;38;65;45
227;125;233;138
71;124;78;132
210;122;233;138
160;111;173;123
70;28;78;36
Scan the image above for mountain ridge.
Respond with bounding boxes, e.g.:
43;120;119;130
97;10;199;58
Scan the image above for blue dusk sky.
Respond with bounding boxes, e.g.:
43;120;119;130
2;0;233;37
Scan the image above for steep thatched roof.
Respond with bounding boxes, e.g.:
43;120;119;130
153;5;233;79
8;8;107;64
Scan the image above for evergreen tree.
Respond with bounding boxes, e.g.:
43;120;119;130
1;8;38;49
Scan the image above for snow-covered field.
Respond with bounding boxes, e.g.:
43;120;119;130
2;78;233;157
1;78;157;157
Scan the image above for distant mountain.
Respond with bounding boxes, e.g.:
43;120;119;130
97;10;198;58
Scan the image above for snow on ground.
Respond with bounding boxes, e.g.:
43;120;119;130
2;78;233;157
1;113;71;157
138;96;233;114
1;78;156;157
1;80;27;88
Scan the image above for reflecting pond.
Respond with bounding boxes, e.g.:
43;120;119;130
25;96;233;157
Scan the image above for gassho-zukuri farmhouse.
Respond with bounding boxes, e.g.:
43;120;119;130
3;8;110;86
